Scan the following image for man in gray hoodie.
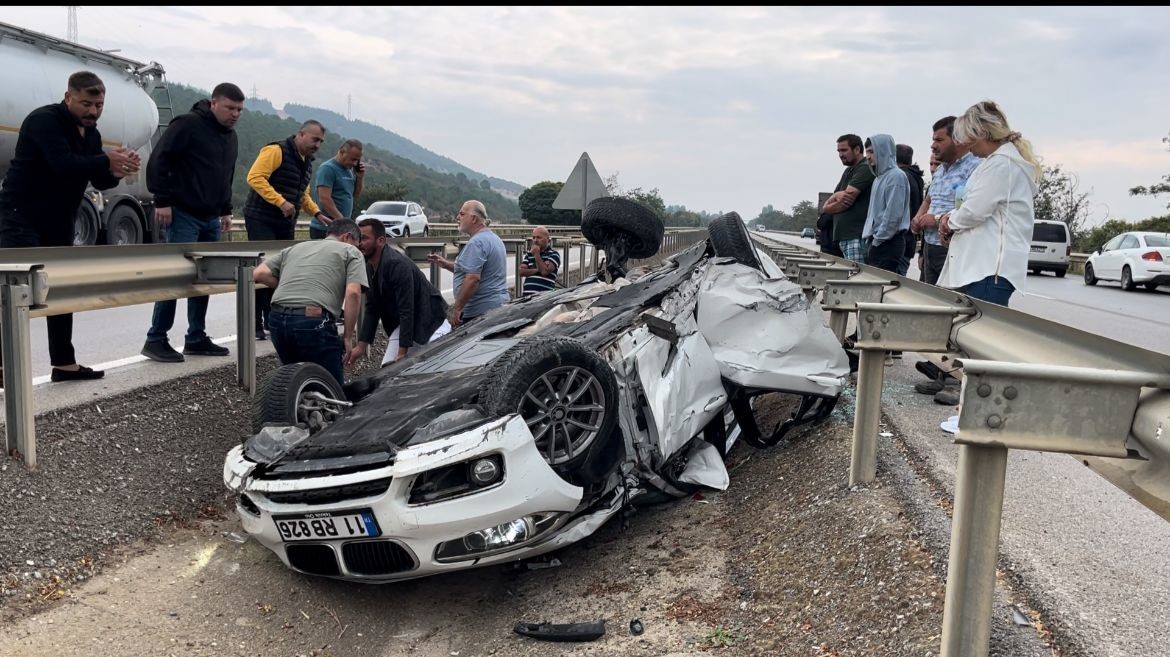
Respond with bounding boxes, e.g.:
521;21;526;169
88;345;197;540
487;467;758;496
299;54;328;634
861;134;911;273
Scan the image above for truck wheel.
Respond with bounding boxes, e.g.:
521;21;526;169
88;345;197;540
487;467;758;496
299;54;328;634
479;336;619;479
707;211;762;270
582;197;664;259
73;202;99;246
105;205;143;245
253;362;346;434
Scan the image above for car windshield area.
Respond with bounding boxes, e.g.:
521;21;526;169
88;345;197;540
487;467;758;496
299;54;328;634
367;202;407;216
1145;234;1170;247
1032;223;1068;242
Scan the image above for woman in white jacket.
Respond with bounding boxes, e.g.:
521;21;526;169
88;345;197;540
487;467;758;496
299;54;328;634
937;101;1042;306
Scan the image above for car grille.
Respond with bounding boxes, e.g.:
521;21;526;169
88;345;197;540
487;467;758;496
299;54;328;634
263;478;392;505
343;540;416;576
286;544;340;577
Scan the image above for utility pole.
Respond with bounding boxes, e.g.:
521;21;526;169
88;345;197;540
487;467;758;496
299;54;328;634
347;94;352;122
251;83;259;101
66;6;78;43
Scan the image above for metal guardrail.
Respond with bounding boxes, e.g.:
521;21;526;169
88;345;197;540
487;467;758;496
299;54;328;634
751;233;1170;657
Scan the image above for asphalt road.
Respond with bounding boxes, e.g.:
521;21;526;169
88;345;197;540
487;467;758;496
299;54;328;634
764;232;1170;656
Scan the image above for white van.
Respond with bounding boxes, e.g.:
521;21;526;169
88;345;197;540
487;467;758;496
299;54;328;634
1029;220;1071;277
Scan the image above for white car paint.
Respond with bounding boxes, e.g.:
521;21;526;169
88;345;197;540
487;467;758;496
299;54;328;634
1085;231;1170;291
356;201;429;237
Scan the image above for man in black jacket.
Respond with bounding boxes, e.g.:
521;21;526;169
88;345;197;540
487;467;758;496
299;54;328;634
346;218;450;367
896;143;925;277
140;82;244;363
0;71;141;384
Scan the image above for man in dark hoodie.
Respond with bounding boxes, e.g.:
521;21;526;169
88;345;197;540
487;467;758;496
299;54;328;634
896;144;924;276
140;82;244;364
860;135;910;274
0;71;141;385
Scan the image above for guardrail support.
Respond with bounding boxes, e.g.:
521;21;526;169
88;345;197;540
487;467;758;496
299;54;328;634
850;302;975;485
1;265;48;470
822;279;893;343
235;264;256;394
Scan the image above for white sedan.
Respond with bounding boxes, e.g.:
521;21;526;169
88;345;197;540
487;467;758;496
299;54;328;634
1083;231;1170;291
356;201;429;237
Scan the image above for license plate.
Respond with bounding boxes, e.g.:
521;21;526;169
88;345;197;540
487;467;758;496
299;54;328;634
274;509;381;542
1030;246;1045;253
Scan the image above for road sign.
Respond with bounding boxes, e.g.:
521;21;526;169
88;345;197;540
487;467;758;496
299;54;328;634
552;152;609;210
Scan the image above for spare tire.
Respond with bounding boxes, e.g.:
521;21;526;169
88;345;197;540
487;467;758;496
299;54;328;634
479;335;619;479
707;211;762;270
253;362;346;434
581;197;665;259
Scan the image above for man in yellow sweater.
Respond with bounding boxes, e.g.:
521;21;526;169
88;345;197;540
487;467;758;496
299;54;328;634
243;119;331;339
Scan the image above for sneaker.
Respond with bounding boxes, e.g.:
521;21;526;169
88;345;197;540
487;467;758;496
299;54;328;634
51;365;105;382
890;350;903;359
255;328;267;341
141;340;185;363
915;360;942;380
184;338;230;357
915;379;946;395
934;386;960;406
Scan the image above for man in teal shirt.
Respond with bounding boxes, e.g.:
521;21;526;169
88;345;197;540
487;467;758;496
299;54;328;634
311;139;364;239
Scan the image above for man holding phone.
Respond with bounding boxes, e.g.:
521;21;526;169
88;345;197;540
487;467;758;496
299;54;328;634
312;139;364;239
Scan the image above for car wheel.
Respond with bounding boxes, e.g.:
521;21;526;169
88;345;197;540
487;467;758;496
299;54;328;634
479;336;619;479
1145;282;1159;291
423;225;429;236
404;226;411;238
582;197;665;260
1054;268;1066;278
1084;263;1097;286
73;201;99;246
1122;266;1136;291
252;362;347;434
104;205;143;245
707;211;763;270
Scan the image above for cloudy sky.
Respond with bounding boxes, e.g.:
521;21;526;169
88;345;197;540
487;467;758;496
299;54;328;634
3;6;1169;224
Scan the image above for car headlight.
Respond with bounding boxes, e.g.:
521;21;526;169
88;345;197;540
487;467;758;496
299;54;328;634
434;512;563;562
407;454;504;505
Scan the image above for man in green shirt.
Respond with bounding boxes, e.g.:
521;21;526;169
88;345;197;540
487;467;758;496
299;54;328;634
822;134;875;263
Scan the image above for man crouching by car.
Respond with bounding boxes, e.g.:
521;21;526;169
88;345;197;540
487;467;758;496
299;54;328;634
346;218;451;368
253;218;367;386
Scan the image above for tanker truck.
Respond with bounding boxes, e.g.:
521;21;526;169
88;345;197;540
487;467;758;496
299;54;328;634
0;20;170;245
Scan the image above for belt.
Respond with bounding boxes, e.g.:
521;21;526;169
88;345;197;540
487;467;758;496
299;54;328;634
272;304;332;318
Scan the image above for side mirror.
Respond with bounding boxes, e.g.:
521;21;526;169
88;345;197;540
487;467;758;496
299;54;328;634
1094;247;1102;255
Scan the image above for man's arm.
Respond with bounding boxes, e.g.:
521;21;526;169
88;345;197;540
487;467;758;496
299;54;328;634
450;273;480;328
910;192;933;233
146;117;188;208
518;252;538;276
27;112;114;181
341;282;363;346
426;253;455;272
299;185;322;217
246;145;290;210
317;185;341;221
388;261;418;350
873;182;910;244
253;262;279;289
821;186;861;214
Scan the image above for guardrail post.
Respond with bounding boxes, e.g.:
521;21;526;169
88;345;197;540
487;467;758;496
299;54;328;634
578;242;588;281
561;242;572;287
822;279;892;344
235;263;256;394
513;244;524;299
1;265;47;470
850;302;975;485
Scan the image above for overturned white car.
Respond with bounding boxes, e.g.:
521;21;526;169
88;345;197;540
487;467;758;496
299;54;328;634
223;202;848;582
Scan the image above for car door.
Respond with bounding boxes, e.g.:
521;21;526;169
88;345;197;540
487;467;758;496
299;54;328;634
406;204;422;235
1095;235;1125;279
1116;234;1142;280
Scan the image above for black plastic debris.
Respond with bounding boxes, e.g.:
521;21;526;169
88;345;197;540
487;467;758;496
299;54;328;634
514;620;606;642
629;618;645;636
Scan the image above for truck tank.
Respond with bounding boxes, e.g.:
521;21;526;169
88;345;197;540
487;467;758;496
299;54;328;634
0;21;170;245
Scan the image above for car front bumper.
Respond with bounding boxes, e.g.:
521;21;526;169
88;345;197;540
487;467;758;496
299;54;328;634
224;415;584;582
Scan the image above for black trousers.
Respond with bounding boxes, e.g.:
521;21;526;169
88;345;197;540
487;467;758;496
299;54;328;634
245;217;295;330
865;231;908;275
923;242;949;286
0;209;77;366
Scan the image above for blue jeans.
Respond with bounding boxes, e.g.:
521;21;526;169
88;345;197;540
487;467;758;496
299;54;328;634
146;208;220;345
267;310;345;386
960;275;1015;306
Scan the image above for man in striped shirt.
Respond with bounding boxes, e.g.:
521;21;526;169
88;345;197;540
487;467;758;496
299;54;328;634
519;225;561;295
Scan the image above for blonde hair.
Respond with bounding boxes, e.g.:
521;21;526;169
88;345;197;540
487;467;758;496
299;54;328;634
954;100;1042;182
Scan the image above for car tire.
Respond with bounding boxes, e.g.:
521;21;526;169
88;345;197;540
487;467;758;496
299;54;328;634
479;335;619;480
707;211;763;270
104;205;143;245
252;362;346;434
423;225;429;236
1122;266;1136;291
1084;263;1097;286
404;227;411;238
581;197;664;259
1054;268;1066;278
1145;282;1159;291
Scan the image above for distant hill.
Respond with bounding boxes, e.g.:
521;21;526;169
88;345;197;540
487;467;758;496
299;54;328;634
246;101;526;199
165;84;521;222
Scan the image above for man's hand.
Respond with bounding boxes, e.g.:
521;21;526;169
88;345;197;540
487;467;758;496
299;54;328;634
107;148;139;177
280;201;296;218
449;304;463;328
426;252;452;271
396;346;408;361
911;212;936;233
345;342;368;367
155;206;173;227
219;214;233;233
939;214;954;246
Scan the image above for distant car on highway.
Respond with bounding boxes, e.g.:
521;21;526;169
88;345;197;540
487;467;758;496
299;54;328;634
355;201;429;237
1083;231;1170;291
800;227;815;239
1029;219;1071;277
